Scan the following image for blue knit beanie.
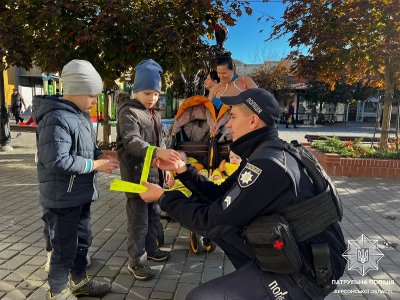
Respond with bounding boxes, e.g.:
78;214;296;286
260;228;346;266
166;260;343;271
132;59;163;93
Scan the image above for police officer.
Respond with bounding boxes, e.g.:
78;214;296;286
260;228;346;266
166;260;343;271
140;88;347;299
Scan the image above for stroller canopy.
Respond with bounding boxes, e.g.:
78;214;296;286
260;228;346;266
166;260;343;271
171;95;231;142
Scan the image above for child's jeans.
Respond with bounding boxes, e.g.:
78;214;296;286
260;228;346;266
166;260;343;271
42;202;92;293
126;196;160;263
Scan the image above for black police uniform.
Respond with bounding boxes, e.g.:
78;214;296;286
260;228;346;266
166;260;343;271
158;126;347;300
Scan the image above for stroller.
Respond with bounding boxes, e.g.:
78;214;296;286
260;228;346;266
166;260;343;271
171;95;231;174
170;95;232;254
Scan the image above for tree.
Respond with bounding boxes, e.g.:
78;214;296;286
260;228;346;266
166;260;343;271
0;0;252;145
267;0;400;150
303;79;352;122
252;60;290;92
303;80;330;109
251;59;292;104
351;82;379;102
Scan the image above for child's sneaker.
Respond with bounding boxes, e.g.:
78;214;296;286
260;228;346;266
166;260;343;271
128;261;154;281
69;276;110;297
46;288;77;300
147;249;170;262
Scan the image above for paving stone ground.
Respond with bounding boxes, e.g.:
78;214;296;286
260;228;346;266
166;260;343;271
0;122;399;299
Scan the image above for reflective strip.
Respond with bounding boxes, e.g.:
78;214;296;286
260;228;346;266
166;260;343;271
110;179;148;193
110;179;191;197
109;146;157;194
67;175;75;193
140;146;156;184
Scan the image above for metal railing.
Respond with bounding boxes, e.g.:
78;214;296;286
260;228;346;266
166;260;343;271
279;112;345;125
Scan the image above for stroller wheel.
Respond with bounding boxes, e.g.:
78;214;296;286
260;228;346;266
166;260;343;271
156;222;164;247
189;231;201;254
202;238;216;253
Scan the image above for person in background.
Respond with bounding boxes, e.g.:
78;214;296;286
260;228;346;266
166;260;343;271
212;150;242;181
116;59;181;281
311;103;318;126
33;59;119;300
11;88;26;124
286;100;297;128
203;70;220;97
208;55;257;104
208;55;258;142
228;150;241;165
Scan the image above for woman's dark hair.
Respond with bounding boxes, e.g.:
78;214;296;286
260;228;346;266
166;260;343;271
216;55;235;70
209;70;220;83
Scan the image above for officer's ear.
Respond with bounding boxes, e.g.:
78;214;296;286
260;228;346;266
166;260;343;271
249;114;260;128
251;114;265;129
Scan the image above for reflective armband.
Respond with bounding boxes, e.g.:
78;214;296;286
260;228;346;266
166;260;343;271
140;146;156;183
109;146;156;194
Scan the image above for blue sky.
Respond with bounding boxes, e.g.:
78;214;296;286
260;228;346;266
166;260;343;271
223;1;292;64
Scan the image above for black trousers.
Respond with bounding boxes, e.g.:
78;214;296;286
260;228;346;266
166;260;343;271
43;222;52;252
42;202;92;293
12;106;23;123
188;231;326;299
186;261;312;300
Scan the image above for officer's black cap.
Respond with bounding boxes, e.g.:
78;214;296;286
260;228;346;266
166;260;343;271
221;88;280;125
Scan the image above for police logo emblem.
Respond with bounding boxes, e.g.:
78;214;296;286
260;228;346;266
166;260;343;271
239;163;262;188
342;234;384;276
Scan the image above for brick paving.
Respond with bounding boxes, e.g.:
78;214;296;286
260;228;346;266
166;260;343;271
0;123;399;299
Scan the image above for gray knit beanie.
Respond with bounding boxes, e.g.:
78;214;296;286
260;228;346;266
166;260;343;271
61;59;103;95
132;59;163;93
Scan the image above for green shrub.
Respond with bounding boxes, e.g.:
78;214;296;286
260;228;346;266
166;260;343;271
312;136;400;159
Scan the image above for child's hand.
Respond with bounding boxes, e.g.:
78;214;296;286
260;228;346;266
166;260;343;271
156;149;181;162
94;157;119;173
139;181;164;202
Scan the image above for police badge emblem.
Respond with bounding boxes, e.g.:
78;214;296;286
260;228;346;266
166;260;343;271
238;163;262;188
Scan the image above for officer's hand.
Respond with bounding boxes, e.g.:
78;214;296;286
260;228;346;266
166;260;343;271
156;148;181;163
139;181;164;202
153;158;185;172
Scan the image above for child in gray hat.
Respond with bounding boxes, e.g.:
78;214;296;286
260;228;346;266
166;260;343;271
116;59;181;281
33;59;119;300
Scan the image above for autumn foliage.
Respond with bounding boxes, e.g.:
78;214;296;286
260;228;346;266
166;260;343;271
267;0;400;150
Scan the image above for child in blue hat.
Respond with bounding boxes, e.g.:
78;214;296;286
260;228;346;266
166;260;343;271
116;59;181;281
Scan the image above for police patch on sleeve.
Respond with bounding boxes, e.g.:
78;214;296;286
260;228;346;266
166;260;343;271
222;185;241;210
238;163;262;188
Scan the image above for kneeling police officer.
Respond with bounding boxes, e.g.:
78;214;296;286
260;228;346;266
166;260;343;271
140;88;347;299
